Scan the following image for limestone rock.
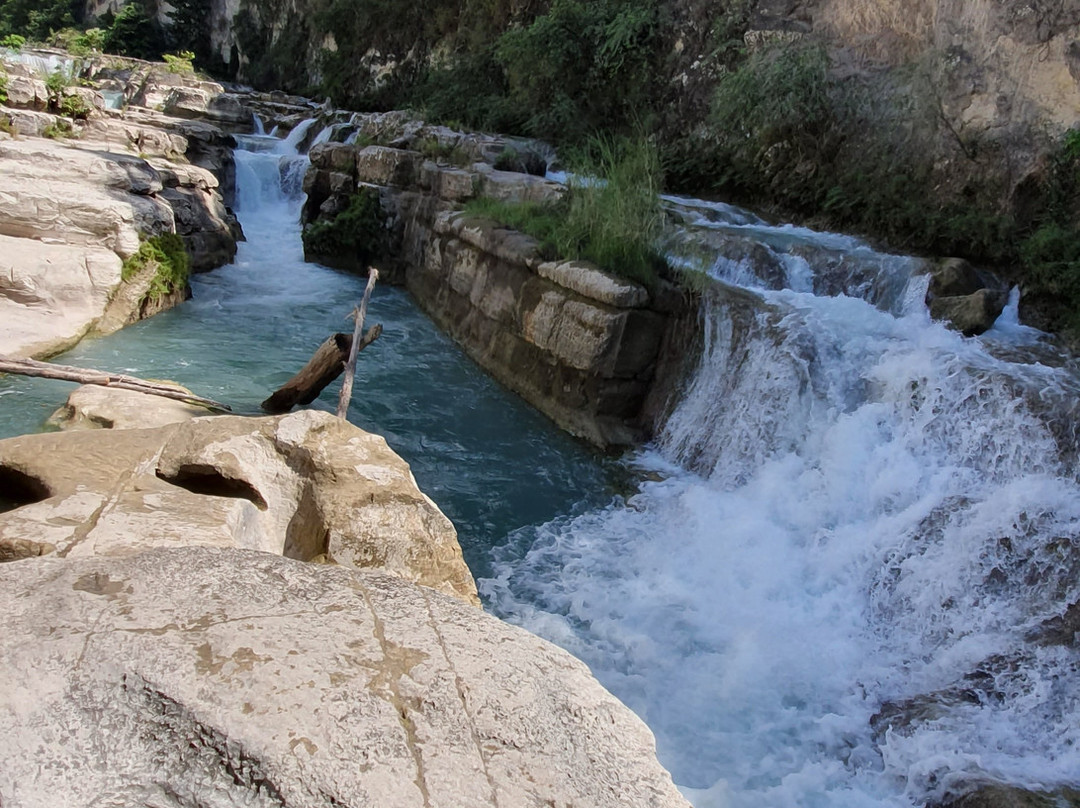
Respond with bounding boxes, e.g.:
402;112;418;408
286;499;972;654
0;139;175;258
356;145;425;187
309;141;359;174
0;410;479;605
929;288;1008;336
928;257;985;298
163;86;251;128
0;547;689;808
472;163;565;205
3;74;48;110
419;161;479;202
538;259;650;308
159;185;241;271
0;234;123;358
49;385;207;430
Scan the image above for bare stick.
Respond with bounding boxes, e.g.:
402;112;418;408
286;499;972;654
336;268;379;419
262;325;382;414
0;356;231;412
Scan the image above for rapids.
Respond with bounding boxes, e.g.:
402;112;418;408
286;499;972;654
484;197;1080;806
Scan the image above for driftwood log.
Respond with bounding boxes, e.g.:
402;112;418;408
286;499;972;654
261;324;382;415
0;356;231;412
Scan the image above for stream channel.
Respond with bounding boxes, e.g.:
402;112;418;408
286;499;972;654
3;126;1080;808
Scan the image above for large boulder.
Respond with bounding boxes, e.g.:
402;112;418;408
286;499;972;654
0;547;688;808
0;409;479;605
0;234;123;358
924;258;1009;335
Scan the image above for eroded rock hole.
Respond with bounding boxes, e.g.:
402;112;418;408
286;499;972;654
0;466;51;514
156;464;268;510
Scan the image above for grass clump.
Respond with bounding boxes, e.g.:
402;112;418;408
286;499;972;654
42;118;74;139
0;68;7;104
415;136;470;166
302;187;387;267
467;136;666;287
122;233;190;302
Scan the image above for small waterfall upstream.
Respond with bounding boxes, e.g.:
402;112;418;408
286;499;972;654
484;197;1080;805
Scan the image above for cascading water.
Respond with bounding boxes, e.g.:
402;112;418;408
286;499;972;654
3;105;1078;806
484;201;1080;805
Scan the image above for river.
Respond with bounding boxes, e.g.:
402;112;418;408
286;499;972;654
3;125;1079;808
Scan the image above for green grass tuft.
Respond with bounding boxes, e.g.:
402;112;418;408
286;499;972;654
466;136;667;288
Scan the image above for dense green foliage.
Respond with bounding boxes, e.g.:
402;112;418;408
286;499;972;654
0;0;79;41
122;234;190;302
102;2;169;60
302;188;387;268
467;138;666;287
409;0;663;142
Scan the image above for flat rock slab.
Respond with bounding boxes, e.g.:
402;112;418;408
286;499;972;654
50;384;210;430
0;233;123;358
0;547;689;808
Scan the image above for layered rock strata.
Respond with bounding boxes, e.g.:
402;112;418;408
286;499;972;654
303;140;688;448
0;52;243;358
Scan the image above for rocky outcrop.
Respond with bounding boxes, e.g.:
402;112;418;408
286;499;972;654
408;211;678;447
0;51;244;358
0;546;689;808
0;391;688;807
0;408;479;604
301;135;683;447
0;235;124;359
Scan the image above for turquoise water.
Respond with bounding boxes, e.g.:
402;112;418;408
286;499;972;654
0;143;613;581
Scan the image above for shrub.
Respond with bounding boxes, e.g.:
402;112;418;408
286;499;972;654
494;0;662;143
59;92;91;119
1;33;25;50
0;0;78;41
55;26;106;56
42;118;74;138
0;69;7;104
122;233;190;302
103;3;168;61
162;51;195;75
302;187;387;266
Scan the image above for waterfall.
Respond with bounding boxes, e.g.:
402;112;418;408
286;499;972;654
233;121;315;213
484;203;1080;806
